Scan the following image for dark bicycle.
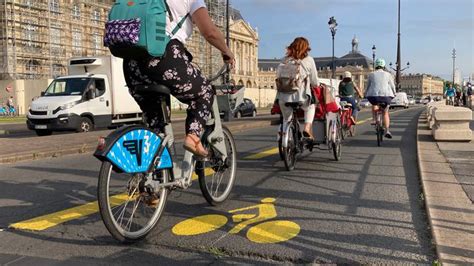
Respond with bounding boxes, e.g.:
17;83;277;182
374;103;388;147
280;102;314;171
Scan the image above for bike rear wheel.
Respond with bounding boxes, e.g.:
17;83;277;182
283;120;297;171
198;125;237;205
376;124;383;147
330;119;342;161
97;162;168;243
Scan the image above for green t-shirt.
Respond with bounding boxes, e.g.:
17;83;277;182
339;81;355;97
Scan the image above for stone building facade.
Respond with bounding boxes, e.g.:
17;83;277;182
0;0;114;80
400;74;444;97
228;19;259;90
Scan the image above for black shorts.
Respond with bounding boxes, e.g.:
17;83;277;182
367;96;393;108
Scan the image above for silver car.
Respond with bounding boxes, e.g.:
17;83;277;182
359;98;372;108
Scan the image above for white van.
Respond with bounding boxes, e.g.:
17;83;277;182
391;92;409;109
27;56;142;136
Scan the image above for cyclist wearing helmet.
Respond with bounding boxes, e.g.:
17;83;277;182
339;71;363;123
365;58;396;139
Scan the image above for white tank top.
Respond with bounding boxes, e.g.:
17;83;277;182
166;0;206;44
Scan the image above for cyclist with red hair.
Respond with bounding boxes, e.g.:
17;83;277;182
277;37;319;139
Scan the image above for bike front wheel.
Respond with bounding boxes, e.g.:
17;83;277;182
97;162;168;243
198;125;237;205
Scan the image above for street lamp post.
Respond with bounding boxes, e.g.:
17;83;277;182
452;48;456;86
328;16;338;79
395;0;402;91
372;45;376;70
224;0;230;84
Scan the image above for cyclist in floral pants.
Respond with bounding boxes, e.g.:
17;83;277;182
123;0;234;158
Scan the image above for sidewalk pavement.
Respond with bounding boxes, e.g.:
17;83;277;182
417;112;474;264
0;116;275;164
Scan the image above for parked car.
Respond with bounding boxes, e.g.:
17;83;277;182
390;92;409;108
415;97;422;104
234;98;257;118
359;98;372;108
407;95;416;105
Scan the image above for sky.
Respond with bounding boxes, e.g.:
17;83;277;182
231;0;474;81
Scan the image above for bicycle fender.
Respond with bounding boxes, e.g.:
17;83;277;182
282;123;290;148
94;126;173;173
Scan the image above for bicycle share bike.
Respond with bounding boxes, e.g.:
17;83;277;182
94;66;237;243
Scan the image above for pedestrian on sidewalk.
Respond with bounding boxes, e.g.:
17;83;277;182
467;82;472;109
6;96;14;116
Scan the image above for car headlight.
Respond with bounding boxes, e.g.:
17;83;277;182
53;102;77;114
60;102;76;110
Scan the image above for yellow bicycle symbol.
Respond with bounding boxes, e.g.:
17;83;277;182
172;198;300;244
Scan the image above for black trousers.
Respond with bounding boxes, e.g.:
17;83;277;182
123;40;214;136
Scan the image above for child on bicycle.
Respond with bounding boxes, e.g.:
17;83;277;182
365;58;396;139
122;0;235;158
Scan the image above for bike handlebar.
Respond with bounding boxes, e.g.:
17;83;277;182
208;64;230;83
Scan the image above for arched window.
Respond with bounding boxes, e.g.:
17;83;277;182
238;80;244;86
246;80;252;88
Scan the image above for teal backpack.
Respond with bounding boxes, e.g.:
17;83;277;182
104;0;189;59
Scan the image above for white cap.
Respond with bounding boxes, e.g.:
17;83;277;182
344;71;352;78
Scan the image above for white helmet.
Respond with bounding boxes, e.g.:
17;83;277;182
344;71;352;78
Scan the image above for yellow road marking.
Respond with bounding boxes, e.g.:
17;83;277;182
192;167;215;180
356;118;371;125
172;214;228;236
11;168;215;231
9;194;130;231
247;220;300;244
244;147;279;160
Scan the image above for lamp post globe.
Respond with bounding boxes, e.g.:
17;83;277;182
328;16;337;79
372;45;376;70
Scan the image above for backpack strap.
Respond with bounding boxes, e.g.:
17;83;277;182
170;13;190;37
165;1;174;22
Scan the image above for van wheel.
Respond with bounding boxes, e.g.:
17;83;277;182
77;117;93;133
35;130;52;136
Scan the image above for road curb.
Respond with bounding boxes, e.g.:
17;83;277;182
0;119;274;164
416;111;474;264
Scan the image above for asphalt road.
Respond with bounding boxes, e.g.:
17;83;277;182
0;106;436;264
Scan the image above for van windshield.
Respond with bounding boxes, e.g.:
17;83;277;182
44;78;92;96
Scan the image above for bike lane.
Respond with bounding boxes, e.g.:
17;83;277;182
0;107;435;264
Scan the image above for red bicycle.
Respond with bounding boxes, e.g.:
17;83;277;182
339;100;357;138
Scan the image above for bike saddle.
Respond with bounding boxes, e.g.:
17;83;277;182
285;102;304;109
135;84;171;95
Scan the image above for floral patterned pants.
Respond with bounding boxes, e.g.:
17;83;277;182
123;40;214;136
